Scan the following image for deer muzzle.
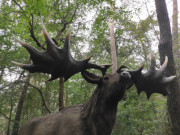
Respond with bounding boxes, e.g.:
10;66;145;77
120;71;131;80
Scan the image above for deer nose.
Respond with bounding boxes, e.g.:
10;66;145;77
120;71;131;79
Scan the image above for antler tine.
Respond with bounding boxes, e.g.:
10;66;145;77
41;20;57;51
12;61;24;68
149;54;156;71
159;56;168;73
12;61;45;73
63;28;72;52
15;38;36;52
85;54;93;62
14;38;27;47
15;37;48;63
136;64;144;73
12;61;32;71
144;54;156;77
101;64;112;75
161;75;176;83
85;63;112;76
66;27;72;39
152;56;168;78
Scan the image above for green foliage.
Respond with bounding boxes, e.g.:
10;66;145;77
0;0;170;134
112;87;167;135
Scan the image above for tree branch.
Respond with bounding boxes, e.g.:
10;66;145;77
12;0;29;21
144;0;160;42
12;0;46;50
55;4;78;41
0;79;51;113
25;82;51;113
29;13;46;50
0;80;22;91
0;111;18;124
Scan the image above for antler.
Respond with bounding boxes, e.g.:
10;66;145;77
129;54;176;99
12;21;110;81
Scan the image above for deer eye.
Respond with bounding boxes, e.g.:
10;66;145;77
103;76;109;81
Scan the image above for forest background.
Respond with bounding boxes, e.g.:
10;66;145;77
0;0;179;134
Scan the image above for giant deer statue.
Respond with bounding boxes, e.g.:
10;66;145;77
18;56;175;135
13;23;175;135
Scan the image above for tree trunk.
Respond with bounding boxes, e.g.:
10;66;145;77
7;90;14;135
55;26;66;111
12;73;31;135
109;4;117;73
172;0;179;57
154;0;180;134
59;77;64;111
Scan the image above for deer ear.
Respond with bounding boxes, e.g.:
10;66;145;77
81;71;102;84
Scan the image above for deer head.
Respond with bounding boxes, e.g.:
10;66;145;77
82;55;175;101
12;22;110;81
79;55;175;135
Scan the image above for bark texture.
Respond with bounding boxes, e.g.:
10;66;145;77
109;5;117;73
59;77;64;111
12;73;30;135
172;0;179;56
154;0;180;134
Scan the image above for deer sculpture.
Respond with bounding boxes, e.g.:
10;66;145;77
13;23;176;135
18;55;175;135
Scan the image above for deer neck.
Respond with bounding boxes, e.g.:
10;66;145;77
81;86;120;135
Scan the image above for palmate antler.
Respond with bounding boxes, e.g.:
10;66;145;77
12;22;110;81
129;55;176;99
